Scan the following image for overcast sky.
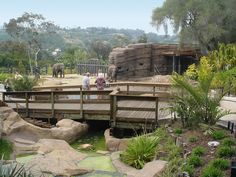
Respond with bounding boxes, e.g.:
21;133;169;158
0;0;165;33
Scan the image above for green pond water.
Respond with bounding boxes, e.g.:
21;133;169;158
16;130;125;177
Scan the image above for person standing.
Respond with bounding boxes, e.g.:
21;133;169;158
95;72;106;99
82;72;90;99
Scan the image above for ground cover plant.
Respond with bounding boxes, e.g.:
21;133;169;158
0;139;13;160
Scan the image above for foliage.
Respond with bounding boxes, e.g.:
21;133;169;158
211;130;225;140
0;139;13;160
188;136;198;143
200;166;224;177
174;128;182;135
209;158;229;170
191;146;206;156
185;64;198;80
10;76;38;91
187;155;203;167
0;73;12;84
120;135;159;169
0;161;33;177
152;0;236;50
222;137;236;146
216;146;235;158
182;164;194;177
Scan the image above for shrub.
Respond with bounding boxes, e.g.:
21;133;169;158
0;139;13;160
0;73;12;84
222;137;235;146
174;128;183;135
211;130;225;140
120;135;159;169
200;166;224;177
188;136;199;143
210;158;229;170
188;155;203;167
182;164;194;177
217;146;235;158
10;76;38;91
192;146;206;156
0;161;33;177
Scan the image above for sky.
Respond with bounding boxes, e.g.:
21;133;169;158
0;0;165;34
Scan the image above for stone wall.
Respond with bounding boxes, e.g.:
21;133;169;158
109;43;200;80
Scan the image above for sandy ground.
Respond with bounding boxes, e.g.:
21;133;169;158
37;74;172;88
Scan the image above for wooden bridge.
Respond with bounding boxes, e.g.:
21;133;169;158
2;82;172;130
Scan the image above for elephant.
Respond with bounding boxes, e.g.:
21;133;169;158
107;64;117;82
52;63;65;78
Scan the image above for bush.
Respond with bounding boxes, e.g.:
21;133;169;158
174;128;183;135
188;155;203;167
182;164;194;177
192;146;206;156
120;135;159;169
0;73;12;84
0;161;33;177
210;158;229;170
211;130;225;140
0;139;13;160
10;76;38;91
188;136;199;143
217;146;235;158
222;137;235;146
200;166;224;177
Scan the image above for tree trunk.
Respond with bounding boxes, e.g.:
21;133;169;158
34;49;40;68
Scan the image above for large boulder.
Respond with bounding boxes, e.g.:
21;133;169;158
0;106;88;155
25;139;91;177
104;129;129;152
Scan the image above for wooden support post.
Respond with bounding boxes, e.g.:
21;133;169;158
51;92;55;119
172;56;175;73
178;57;181;74
155;97;159;127
80;87;83;118
112;95;117;127
25;92;29;117
2;92;5;102
153;86;155;96
127;85;129;94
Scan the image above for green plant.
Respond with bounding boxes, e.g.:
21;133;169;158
211;130;225;140
0;73;12;84
0;139;13;160
0;161;33;177
222;137;236;146
182;164;194;177
200;166;224;177
10;76;38;91
188;136;199;143
192;146;206;156
216;146;235;158
120;135;159;169
188;155;203;167
174;128;183;135
209;158;229;170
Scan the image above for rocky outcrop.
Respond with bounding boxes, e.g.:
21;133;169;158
0;106;88;155
111;151;167;177
25;139;91;177
104;129;129;152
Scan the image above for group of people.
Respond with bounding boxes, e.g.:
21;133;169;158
82;71;106;99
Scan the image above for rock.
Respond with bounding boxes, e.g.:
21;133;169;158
96;150;109;155
104;129;129;152
111;151;167;177
79;144;93;150
25;139;91;177
1;106;88;143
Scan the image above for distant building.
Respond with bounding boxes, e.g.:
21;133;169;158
109;43;201;79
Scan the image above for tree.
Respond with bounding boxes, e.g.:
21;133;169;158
91;40;111;60
137;34;147;43
152;0;236;50
4;12;58;73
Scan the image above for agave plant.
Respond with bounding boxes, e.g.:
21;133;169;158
0;160;34;177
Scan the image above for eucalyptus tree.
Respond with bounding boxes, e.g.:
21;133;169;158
4;12;58;73
152;0;236;50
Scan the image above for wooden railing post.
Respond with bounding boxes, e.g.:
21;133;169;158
127;84;129;94
155;97;159;127
112;95;117;126
51;91;55;119
2;92;5;102
80;87;83;118
153;86;155;96
25;92;29;117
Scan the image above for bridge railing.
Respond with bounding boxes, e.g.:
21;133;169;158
3;90;113;120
